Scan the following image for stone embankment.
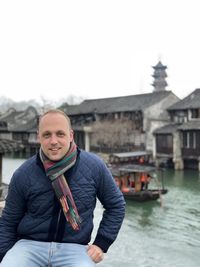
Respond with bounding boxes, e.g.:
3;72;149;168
0;201;5;215
0;183;8;216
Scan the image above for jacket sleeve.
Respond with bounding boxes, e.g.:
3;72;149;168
92;161;126;253
0;171;27;262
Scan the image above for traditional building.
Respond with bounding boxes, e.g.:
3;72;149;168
60;90;179;154
0;106;39;157
154;88;200;170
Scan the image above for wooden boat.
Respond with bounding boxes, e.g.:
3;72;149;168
109;163;168;202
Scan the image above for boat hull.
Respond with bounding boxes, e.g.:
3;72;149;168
123;189;168;202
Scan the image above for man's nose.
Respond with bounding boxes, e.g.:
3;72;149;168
50;134;58;144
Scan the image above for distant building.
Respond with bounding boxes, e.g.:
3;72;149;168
154;88;200;170
152;61;168;92
60;91;179;154
0;106;39;157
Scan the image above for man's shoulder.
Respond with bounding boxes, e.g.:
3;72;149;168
79;150;104;165
14;155;38;175
8;155;39;189
78;150;110;176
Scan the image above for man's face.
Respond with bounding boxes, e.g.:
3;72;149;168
38;112;73;161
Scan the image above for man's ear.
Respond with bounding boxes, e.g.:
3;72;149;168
70;130;74;142
36;131;40;143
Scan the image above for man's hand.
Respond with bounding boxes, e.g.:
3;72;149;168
87;244;104;263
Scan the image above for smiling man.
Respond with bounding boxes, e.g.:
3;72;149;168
38;111;73;161
0;109;125;267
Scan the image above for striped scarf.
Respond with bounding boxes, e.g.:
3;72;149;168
40;141;81;231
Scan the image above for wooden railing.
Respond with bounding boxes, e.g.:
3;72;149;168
181;148;200;158
156;147;173;154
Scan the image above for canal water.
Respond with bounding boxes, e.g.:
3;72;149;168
2;158;200;267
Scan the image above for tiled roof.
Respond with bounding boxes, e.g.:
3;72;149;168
62;91;174;115
168;88;200;110
0;139;24;154
10;117;38;132
153;123;180;134
0;106;39;132
152;61;167;69
0;108;22;122
154;120;200;134
177;120;200;130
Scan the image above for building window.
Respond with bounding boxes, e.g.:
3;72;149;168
182;131;196;148
156;134;173;154
157;134;173;148
191;109;200;119
13;133;28;141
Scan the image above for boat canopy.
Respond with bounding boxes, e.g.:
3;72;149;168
109;151;152;164
109;164;156;177
110;151;151;158
119;164;156;173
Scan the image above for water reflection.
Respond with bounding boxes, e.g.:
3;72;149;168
100;168;200;267
164;169;200;191
125;200;158;228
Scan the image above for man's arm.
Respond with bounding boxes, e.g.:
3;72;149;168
93;163;126;253
0;173;27;261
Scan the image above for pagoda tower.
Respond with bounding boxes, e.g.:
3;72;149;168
152;61;168;92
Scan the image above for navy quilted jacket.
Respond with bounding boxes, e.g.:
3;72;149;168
0;149;125;261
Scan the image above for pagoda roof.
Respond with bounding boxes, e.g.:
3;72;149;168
152;61;167;69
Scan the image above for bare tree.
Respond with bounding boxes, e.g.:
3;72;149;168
39;96;55;113
91;118;136;151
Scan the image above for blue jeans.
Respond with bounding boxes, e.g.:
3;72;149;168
0;239;96;267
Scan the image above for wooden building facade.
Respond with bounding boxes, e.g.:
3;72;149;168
60;90;179;154
154;88;200;170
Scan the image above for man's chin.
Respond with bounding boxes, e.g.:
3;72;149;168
48;153;63;162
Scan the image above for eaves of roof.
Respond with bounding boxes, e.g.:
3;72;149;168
168;88;200;110
0;139;24;154
154;120;200;134
177;120;200;130
8;118;38;132
0;111;23;123
62;91;173;115
153;123;180;134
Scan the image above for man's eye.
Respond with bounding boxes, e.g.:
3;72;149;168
43;133;50;138
57;132;65;137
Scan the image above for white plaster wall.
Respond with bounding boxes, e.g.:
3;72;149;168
143;93;179;151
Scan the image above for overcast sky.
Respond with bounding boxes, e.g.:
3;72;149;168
0;0;200;104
